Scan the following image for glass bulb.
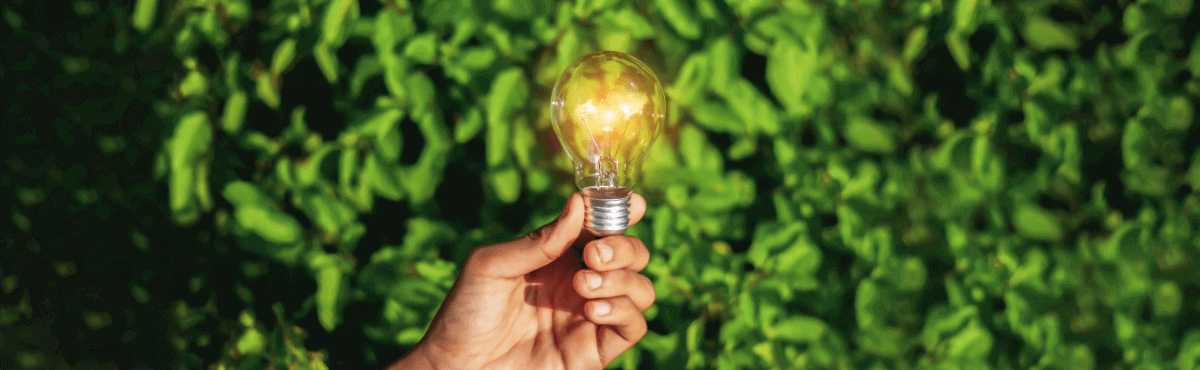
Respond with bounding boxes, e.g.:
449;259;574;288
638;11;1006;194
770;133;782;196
550;51;666;236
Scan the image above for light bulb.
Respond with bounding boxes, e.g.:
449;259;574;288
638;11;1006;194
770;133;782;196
550;51;667;236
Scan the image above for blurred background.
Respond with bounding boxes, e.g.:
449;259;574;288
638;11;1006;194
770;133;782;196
2;0;1200;369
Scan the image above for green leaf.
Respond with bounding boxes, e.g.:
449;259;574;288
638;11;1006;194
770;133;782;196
709;37;737;93
322;0;357;44
296;145;335;187
373;9;415;53
370;109;405;162
945;322;993;359
131;0;157;33
314;42;341;83
1023;16;1079;51
574;0;621;14
855;280;883;329
221;90;248;133
1177;330;1200;370
843;116;896;153
454;107;484;143
1122;119;1148;169
747;222;805;267
398;114;451;205
405;71;436;119
638;331;679;362
668;53;708;106
773;237;821;290
678;124;722;172
888;62;913;96
1153;281;1182;318
315;263;344;332
767;37;815;115
1189;38;1200;75
235;206;301;244
455;47;497;70
491;166;522;204
1164;96;1194;132
236;328;265;355
1124;166;1175;196
222;181;267;208
486;68;528;166
725;80;780;134
169;112;212;223
653;0;701;39
945;32;971;70
728;136;756;161
689;101;743;133
511;118;536;169
305;193;349;236
349;56;382;98
557;27;582;74
256;74;280;109
652;207;674;250
397;327;424;345
903;26;928;63
382;60;410;103
602;7;654;39
404;32;438;64
365;153;403;201
179;69;208;98
771;316;826;343
1012;203;1063;242
271;38;297;76
952;0;980;32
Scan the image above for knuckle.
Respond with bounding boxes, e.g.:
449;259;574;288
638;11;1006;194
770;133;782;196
464;246;502;276
526;223;553;241
641;275;657;302
464;246;491;267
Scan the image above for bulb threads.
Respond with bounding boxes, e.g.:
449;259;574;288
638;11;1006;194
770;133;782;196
581;186;631;237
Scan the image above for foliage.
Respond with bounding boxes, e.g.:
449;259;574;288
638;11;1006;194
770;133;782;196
3;0;1200;369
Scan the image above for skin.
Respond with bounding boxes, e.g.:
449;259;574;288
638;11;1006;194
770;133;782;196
388;192;655;370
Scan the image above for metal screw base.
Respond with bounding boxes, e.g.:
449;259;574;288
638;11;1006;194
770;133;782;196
581;186;631;237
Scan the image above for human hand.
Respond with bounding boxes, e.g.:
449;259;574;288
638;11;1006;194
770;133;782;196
388;193;654;370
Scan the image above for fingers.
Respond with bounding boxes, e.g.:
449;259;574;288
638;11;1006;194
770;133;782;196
628;193;647;227
461;192;645;279
465;193;585;278
573;269;656;311
585;296;648;366
582;236;650;272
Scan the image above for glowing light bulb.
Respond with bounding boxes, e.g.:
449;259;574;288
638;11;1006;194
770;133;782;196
551;51;667;236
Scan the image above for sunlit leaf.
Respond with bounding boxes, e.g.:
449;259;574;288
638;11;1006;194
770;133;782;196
843;116;895;154
131;0;156;33
767;37;814;115
404;32;438;64
653;0;701;39
1023;16;1079;51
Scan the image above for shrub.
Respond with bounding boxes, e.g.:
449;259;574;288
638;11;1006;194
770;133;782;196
3;0;1200;369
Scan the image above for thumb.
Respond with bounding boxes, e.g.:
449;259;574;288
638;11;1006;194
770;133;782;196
469;193;585;278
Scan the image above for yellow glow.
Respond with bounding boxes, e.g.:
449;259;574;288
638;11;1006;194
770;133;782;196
576;90;648;138
550;51;666;189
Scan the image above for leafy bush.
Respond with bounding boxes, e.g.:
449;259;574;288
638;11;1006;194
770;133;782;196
3;0;1200;369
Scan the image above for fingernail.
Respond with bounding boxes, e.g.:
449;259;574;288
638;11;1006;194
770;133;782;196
596;243;614;263
586;271;602;290
593;301;611;316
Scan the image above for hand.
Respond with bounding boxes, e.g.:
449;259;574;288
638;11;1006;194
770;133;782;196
388;193;655;370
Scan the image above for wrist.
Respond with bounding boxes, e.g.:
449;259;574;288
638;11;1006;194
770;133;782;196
389;344;437;370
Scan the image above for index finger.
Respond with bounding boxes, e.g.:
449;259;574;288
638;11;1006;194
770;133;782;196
628;192;647;227
583;236;650;272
